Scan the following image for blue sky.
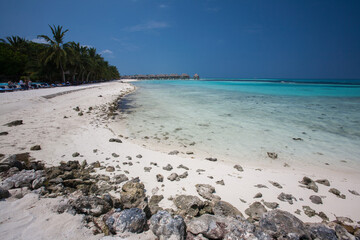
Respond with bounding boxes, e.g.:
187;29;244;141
1;0;360;79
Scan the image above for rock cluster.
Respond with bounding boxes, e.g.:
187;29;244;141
1;155;359;239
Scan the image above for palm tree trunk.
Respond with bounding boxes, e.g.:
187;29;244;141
86;72;91;82
60;63;66;83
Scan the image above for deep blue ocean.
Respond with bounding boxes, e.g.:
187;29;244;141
119;79;360;169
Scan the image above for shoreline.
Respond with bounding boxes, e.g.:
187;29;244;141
1;80;359;239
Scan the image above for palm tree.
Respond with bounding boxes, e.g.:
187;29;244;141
38;25;69;83
2;36;28;52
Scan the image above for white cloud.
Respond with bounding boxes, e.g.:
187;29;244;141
31;38;48;44
125;21;169;32
100;49;113;55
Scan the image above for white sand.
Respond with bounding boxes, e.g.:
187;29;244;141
0;80;359;239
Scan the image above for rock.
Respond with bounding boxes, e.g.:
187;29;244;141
156;174;164;182
254;184;268;188
126;156;132;160
163;164;173;171
254;192;262;198
303;206;316;217
120;181;147;210
292;137;303;141
245;202;267;221
269;181;282;189
70;196;111;216
72;152;80;157
195;184;221;201
0;187;10;199
150;210;186;240
0;131;9;135
106;166;115;172
309;195;323;204
149;195;164;215
348;190;360;196
173;195;204;217
109;138;122;143
316;179;330;186
213;200;244;218
32;176;46;189
105;208;146;234
0;153;35;172
215;180;224;185
233;164;244;172
177;164;189;170
317;212;329;221
205;157;217;162
111;153;119;158
168;150;179;155
267;152;278;159
30;145;41;151
262;201;279;209
277;192;297;204
307;223;337;240
91;161;101;168
259;210;311;239
187;214;263;239
179;171;188;179
168;173;179;181
334;224;357;240
1;169;45;190
4;120;23;127
186;151;194;155
329;188;346;199
144;167;152;172
299;176;318;192
136;154;142;158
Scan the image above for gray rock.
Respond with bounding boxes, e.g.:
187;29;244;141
254;184;268;188
299;176;318;193
348;189;360;196
136;154;142;158
112;153;119;158
169;150;179;155
70;196;111;216
259;210;311;240
113;174;128;184
316;179;330;186
329;188;346;199
195;184;221;201
215;180;225;185
156;174;164;182
0;131;9;135
234;164;244;172
179;171;188;179
307;223;338;240
302;206;316;217
267;152;278;159
254;192;263;198
277;192;297;204
105;208;146;234
309;195;323;204
269;181;283;189
1;169;45;190
106;166;115;172
32;176;46;189
149;195;164;215
168;173;179;181
163;164;173;171
72;152;80;157
213;200;244;218
0;187;10;199
205;157;217;162
109;138;122;143
144;167;152;172
30;145;41;151
186;151;194;155
177;164;189;170
245;202;267;221
173;195;204;217
4;120;23;127
120;181;147;210
262;201;279;209
150;210;186;240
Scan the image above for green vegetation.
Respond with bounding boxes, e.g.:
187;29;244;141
0;25;120;84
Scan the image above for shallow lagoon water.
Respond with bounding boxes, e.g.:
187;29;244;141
119;80;360;169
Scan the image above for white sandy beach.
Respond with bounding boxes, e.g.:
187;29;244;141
0;80;359;239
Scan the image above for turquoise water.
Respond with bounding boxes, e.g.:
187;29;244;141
119;79;360;168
